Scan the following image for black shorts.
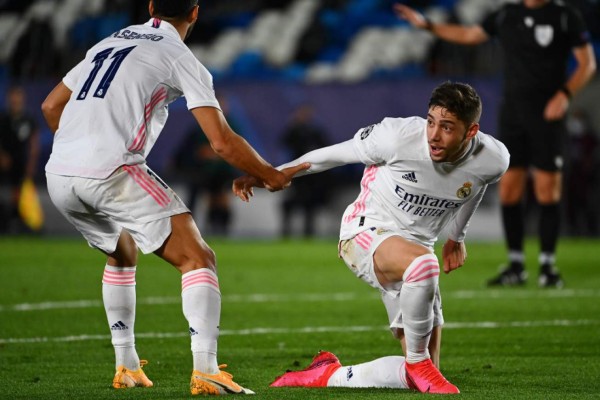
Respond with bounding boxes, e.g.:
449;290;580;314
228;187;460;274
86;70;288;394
498;98;566;172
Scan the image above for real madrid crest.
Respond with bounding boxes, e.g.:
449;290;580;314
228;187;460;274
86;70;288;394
456;182;472;199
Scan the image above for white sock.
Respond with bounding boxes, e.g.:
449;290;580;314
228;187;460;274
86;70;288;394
102;265;140;371
182;268;221;374
400;254;440;364
509;251;525;264
327;356;409;388
539;252;555;266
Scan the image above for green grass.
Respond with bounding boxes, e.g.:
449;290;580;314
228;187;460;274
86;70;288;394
1;236;599;399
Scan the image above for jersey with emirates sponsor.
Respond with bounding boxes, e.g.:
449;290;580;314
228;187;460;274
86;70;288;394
340;117;509;248
46;18;219;178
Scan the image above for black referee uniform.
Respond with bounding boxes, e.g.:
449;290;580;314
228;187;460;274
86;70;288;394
481;1;591;171
480;0;592;288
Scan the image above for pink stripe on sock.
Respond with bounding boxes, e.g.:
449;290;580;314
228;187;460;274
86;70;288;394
409;271;440;283
404;257;439;283
102;269;136;285
182;270;220;291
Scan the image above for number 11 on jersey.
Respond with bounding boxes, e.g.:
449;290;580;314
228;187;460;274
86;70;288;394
77;45;137;100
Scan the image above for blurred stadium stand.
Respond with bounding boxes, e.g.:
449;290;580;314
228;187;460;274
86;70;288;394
0;0;598;237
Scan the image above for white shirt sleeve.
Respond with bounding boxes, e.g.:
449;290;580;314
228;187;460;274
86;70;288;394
352;118;401;165
172;52;220;110
277;139;361;176
62;59;85;91
447;184;487;242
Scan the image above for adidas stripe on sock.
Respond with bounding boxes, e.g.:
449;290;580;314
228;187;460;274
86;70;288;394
182;268;221;374
102;265;140;371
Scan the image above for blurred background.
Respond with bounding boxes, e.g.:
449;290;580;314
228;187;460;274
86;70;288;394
0;0;598;239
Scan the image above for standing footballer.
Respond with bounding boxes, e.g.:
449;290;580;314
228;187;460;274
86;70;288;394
41;0;307;395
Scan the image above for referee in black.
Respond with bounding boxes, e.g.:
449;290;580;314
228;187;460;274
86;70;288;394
395;0;596;287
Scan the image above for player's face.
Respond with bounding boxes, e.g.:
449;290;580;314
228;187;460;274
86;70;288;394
426;106;476;163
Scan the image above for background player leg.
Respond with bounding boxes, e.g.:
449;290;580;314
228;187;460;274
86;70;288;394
489;168;528;286
533;169;564;288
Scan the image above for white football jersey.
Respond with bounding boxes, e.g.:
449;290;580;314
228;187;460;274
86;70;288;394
340;117;509;248
46;18;219;178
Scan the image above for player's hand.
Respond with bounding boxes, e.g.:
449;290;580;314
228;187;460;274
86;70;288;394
233;162;311;201
442;239;466;274
544;91;569;121
232;175;262;202
393;4;428;29
263;162;311;192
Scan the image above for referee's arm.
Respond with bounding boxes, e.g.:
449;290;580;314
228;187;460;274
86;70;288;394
394;4;489;45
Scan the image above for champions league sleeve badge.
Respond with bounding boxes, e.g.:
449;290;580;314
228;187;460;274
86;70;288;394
360;124;375;140
456;182;472;199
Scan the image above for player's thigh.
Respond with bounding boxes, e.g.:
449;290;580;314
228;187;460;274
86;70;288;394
98;165;189;254
46;173;122;250
339;229;431;289
106;230;138;267
154;213;216;274
373;235;433;285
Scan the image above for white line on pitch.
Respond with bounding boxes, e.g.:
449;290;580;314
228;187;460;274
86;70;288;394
1;319;598;344
1;289;599;312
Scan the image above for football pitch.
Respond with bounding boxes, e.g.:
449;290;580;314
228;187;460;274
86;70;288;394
1;236;599;399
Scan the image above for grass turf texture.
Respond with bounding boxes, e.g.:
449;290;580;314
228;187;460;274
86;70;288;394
1;236;599;399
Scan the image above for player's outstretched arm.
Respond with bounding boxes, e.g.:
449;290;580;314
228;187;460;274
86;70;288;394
192;106;308;191
233;139;359;202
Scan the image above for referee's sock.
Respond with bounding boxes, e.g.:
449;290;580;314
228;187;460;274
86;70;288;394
502;204;525;269
539;203;560;270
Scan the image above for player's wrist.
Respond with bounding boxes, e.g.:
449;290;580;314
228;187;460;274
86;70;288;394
422;16;434;31
559;85;572;100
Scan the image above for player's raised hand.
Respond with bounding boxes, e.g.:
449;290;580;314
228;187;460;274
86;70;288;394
393;4;428;29
442;238;466;274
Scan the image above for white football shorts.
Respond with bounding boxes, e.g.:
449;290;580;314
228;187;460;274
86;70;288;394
338;227;444;333
46;164;189;254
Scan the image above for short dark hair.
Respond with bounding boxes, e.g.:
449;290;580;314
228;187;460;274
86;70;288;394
428;81;482;126
152;0;198;19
